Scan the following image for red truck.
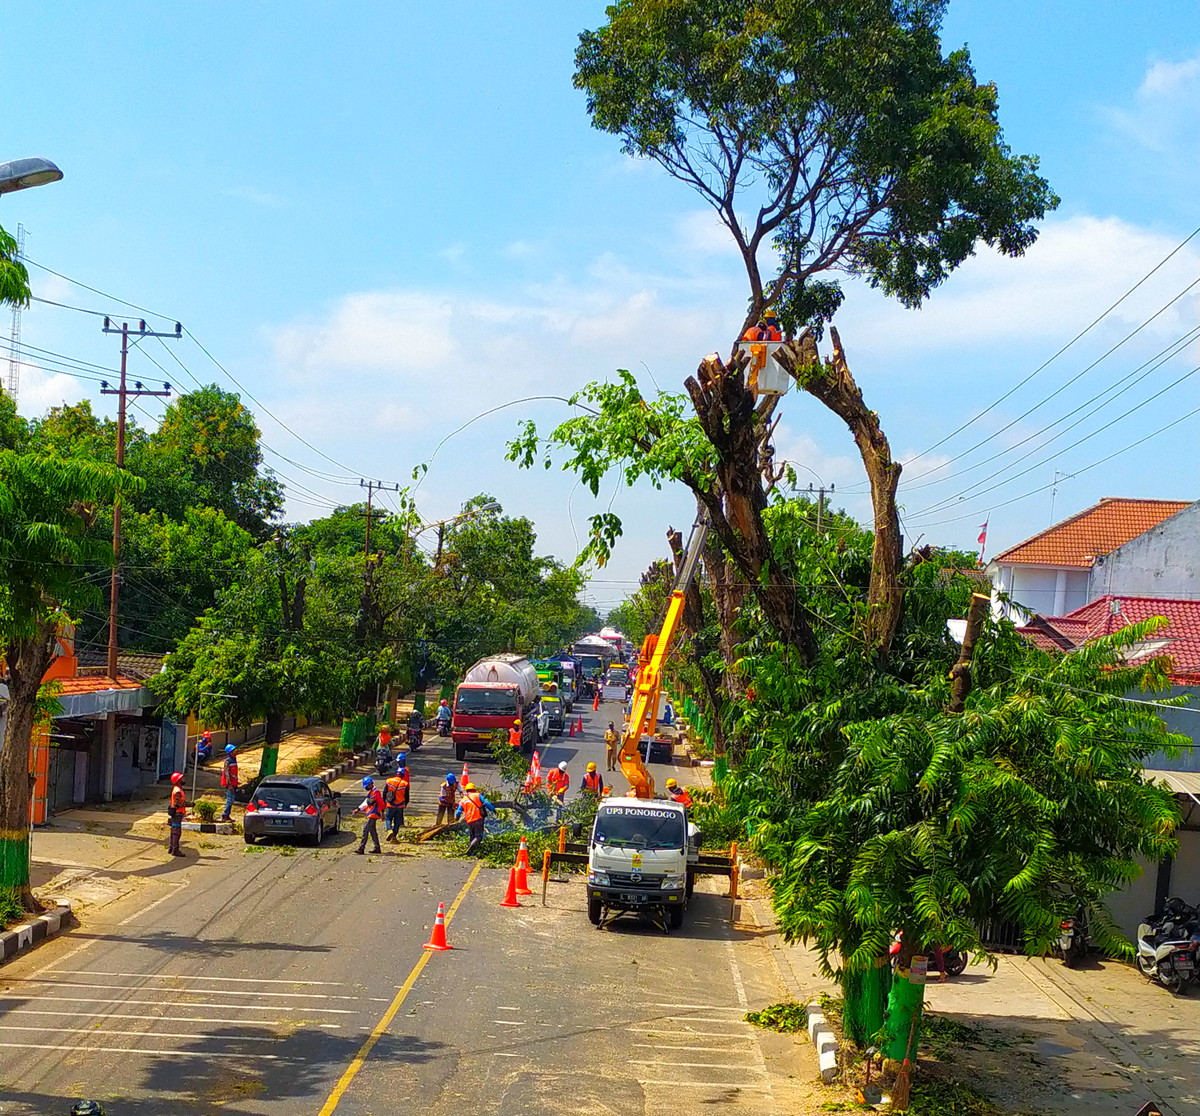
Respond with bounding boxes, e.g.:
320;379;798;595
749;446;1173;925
452;654;541;762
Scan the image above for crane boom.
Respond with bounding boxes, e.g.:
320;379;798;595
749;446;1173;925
617;515;709;798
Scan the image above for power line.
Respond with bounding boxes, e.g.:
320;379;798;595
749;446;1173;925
899;222;1200;469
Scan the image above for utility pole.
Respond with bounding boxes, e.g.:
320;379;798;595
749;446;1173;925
358;480;399;642
100;318;179;799
806;482;835;535
6;223;24;399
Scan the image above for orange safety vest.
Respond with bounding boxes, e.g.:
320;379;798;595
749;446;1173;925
363;789;384;819
385;775;408;807
669;788;693;808
169;786;186;813
547;769;569;796
438;781;459;806
582;771;602;793
508;725;522;748
460;792;484;824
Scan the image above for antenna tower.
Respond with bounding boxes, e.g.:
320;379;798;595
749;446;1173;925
6;223;25;399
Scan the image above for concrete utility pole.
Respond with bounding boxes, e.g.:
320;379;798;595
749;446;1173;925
358;479;399;641
807;482;835;535
99;317;180;799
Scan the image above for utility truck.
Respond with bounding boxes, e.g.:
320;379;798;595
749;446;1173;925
587;514;709;931
587;796;699;930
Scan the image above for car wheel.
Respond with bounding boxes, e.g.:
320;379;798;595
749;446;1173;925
243;830;256;845
588;897;602;925
331;810;340;835
455;742;466;761
668;906;685;930
307;822;323;847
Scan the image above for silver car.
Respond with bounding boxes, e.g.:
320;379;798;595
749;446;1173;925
243;775;341;846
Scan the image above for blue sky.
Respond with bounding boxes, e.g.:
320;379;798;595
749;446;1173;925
5;2;1200;615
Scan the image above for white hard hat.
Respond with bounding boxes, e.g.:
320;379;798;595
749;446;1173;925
558;761;568;771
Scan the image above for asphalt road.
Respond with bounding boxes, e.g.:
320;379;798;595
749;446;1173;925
2;699;802;1115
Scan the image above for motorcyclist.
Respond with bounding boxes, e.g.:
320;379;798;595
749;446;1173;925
406;708;424;749
374;741;393;776
435;698;452;735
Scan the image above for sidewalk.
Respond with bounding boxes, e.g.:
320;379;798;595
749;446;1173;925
29;723;345;914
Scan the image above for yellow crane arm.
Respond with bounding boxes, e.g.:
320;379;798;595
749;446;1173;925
618;516;708;798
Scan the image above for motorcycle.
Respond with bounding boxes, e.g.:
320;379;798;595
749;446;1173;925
374;749;394;776
1052;909;1089;968
1136;897;1199;994
405;723;423;751
888;932;967;977
436;717;451;737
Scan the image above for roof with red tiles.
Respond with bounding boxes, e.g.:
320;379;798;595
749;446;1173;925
1016;595;1200;683
994;498;1191;568
54;675;146;696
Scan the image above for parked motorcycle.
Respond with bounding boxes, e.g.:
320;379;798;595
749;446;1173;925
1136;897;1199;994
888;932;967;977
1052;909;1089;968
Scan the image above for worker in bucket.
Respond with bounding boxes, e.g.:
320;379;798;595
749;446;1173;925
665;778;693;808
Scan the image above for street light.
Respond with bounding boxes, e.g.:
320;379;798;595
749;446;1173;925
0;157;64;196
415;501;503;563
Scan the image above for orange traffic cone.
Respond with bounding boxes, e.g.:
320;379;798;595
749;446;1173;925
568;718;576;738
499;865;523;908
592;690;600;711
576;714;584;734
516;836;531;871
422;901;453;951
515;858;533;896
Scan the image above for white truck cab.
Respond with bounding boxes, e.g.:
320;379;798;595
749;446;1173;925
587;796;700;930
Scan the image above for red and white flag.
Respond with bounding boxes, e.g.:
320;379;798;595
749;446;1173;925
522;750;542;793
977;521;989;566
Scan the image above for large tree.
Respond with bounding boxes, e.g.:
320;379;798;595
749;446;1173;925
0;452;138;906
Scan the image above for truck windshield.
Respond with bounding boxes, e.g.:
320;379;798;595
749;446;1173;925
455;688;517;715
607;667;629;683
594;807;684;850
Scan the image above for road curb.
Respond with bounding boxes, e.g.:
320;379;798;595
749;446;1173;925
806;1001;839;1083
318;750;370;785
182;819;235;834
1;902;72;964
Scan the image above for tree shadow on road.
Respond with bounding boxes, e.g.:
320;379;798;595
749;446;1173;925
1;1024;448;1116
63;928;333;958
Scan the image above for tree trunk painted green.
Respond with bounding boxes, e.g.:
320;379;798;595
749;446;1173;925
841;958;891;1046
883;961;925;1062
339;718;355;750
0;624;57;908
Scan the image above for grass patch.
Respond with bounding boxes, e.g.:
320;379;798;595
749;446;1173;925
0;887;26;929
745;1001;808;1033
193;798;220;823
905;1076;1003;1115
287;757;323;776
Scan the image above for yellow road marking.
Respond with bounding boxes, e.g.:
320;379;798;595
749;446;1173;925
317;862;482;1116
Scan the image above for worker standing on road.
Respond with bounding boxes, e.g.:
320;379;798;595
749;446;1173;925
508;718;522;749
547;760;570;805
353;776;385;855
581;761;602;796
665;778;693;808
436;772;459;826
604;722;620;772
166;772;186;856
219;744;239;822
383;763;410;841
456;782;495;855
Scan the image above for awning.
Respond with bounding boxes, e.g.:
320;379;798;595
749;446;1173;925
56;686;153;718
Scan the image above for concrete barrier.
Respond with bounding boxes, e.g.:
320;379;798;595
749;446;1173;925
806;1001;839;1083
1;902;72;964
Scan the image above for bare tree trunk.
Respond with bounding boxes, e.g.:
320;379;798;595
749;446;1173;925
0;622;58;909
776;327;905;660
684;353;819;664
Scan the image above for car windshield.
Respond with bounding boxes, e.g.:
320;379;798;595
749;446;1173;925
255;784;313;810
594;806;684;850
608;668;629;683
455;687;517;715
543;698;561;713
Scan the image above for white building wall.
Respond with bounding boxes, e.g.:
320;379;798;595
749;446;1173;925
992;564;1090;621
1089;502;1200;600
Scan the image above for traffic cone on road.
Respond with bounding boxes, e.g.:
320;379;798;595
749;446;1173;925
568;718;576;738
516;836;531;872
592;690;600;711
576;714;584;734
461;761;470;787
513;854;532;897
500;866;523;908
422;902;453;951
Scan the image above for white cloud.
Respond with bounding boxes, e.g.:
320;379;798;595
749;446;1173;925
1106;51;1200;154
839;213;1200;358
12;360;85;416
675;209;733;255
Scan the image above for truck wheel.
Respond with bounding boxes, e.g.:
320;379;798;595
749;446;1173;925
455;742;466;761
668;906;685;930
686;869;695;899
588;897;602;925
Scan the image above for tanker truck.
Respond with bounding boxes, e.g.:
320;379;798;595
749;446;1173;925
452;653;541;762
